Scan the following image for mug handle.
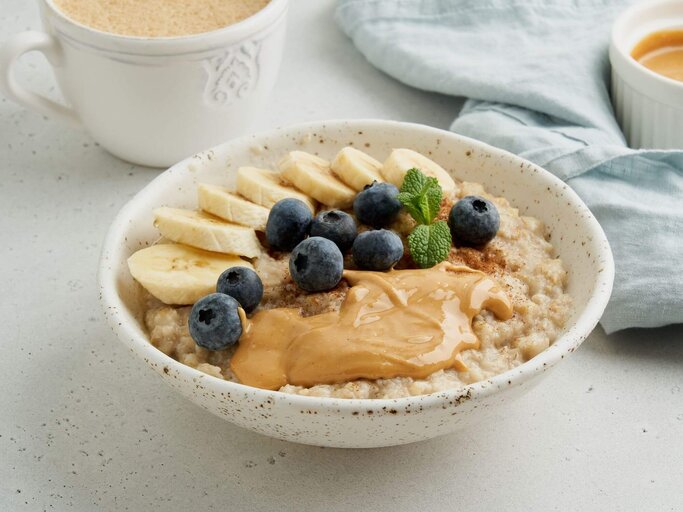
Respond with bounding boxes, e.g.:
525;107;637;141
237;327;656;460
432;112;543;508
0;31;80;126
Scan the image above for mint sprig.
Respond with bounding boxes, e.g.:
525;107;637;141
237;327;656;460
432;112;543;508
397;169;440;224
398;168;452;268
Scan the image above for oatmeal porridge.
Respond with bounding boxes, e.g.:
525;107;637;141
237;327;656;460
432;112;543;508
132;148;572;399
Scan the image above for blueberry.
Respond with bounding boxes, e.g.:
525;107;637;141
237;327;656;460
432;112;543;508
289;237;344;292
310;210;357;252
352;229;403;271
188;293;242;351
266;198;312;251
448;195;500;247
353;181;402;228
216;266;263;313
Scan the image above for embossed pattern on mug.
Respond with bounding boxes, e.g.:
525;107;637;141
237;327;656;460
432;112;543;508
53;0;271;38
204;41;263;106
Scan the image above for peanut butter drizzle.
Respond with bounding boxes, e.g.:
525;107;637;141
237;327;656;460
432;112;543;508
230;262;513;390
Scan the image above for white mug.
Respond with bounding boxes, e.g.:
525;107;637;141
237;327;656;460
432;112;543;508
0;0;288;167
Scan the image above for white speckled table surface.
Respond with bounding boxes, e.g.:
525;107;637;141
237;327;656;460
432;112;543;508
1;1;681;510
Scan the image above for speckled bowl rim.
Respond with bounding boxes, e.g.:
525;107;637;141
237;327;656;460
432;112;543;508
99;119;614;412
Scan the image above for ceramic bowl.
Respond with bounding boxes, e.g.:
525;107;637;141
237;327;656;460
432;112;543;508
99;119;614;448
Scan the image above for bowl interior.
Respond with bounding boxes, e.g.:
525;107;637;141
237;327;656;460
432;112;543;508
101;119;613;403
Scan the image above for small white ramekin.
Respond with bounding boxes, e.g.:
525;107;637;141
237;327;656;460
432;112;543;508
610;0;683;149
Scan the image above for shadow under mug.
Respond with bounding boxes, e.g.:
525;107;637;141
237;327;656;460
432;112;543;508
0;0;288;167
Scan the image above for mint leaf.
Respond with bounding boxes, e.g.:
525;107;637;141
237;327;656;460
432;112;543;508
407;221;452;268
398;169;442;225
397;191;427;224
399;168;428;196
420;184;442;224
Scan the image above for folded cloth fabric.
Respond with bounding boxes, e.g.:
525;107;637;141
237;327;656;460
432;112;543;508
336;0;683;333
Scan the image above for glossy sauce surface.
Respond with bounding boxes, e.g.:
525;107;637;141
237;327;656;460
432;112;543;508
632;29;683;82
231;263;513;390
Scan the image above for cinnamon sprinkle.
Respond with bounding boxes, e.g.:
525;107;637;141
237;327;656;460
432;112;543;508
447;246;507;275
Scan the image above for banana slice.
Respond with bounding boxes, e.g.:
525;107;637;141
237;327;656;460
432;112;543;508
381;148;456;194
279;151;356;208
236;167;317;212
198;183;270;231
330;146;384;191
153;207;262;258
127;243;252;305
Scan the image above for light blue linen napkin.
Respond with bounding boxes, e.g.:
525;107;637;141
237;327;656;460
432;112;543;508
336;0;683;333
